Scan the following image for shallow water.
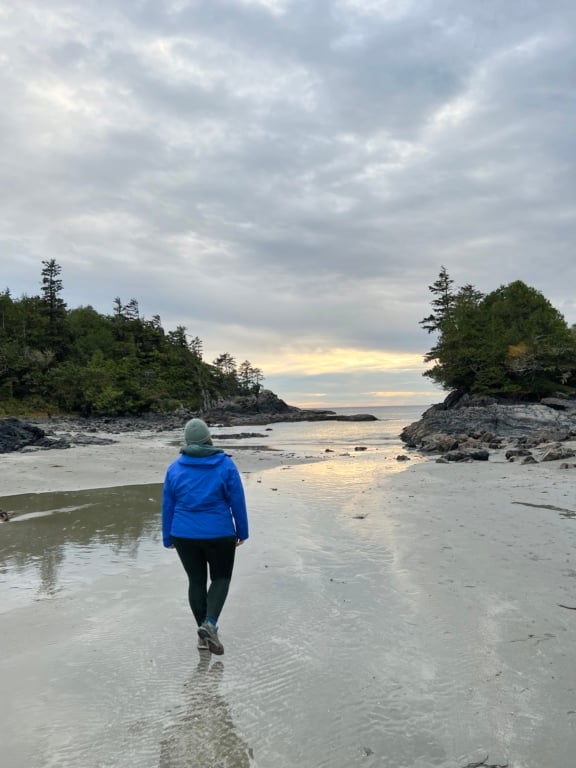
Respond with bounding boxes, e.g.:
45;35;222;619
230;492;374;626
1;442;575;767
0;485;164;611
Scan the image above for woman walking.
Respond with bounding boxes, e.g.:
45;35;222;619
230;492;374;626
162;418;249;655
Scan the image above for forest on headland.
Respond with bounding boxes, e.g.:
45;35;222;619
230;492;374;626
1;262;576;418
0;260;264;417
421;267;576;398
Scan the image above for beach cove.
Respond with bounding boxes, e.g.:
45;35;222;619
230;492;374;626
1;409;575;768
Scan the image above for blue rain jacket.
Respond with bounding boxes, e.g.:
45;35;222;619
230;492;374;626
162;452;249;547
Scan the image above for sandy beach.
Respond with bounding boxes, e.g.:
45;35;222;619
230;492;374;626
1;427;576;767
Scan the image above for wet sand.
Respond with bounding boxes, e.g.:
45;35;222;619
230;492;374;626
1;431;576;767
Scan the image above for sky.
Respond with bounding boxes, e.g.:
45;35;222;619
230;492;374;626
2;0;575;408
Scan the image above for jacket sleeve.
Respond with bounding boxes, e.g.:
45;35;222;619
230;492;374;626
161;469;176;548
225;459;249;541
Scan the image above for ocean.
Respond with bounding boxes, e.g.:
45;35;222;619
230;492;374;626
212;403;431;454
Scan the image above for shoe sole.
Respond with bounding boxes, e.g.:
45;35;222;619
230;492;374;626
198;626;224;656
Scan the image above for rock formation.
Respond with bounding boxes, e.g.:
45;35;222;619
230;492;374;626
401;391;576;463
200;390;376;426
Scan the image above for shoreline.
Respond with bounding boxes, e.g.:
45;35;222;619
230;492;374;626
2;419;576;500
0;426;327;499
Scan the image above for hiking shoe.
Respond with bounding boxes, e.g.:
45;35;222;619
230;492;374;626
198;621;224;655
197;635;210;651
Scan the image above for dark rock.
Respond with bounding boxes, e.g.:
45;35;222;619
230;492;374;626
418;434;461;453
202;389;296;420
396;455;410;461
467;449;490;461
354;446;368;452
443;451;473;462
0;418;47;453
505;448;533;459
540;396;576;411
521;455;538;464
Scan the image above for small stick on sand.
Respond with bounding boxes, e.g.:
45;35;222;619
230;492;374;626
461;757;509;768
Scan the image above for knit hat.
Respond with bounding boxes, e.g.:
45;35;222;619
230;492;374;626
184;418;211;445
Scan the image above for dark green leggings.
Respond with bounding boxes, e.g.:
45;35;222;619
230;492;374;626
172;536;237;626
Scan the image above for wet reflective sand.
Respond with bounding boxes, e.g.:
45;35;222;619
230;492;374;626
1;453;576;767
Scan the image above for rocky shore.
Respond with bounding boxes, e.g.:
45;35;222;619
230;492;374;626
198;389;376;427
8;386;576;467
0;390;376;454
401;390;576;465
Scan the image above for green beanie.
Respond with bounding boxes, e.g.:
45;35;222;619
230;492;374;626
184;418;211;445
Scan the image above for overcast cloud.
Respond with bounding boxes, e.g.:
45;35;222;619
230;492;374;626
2;0;575;406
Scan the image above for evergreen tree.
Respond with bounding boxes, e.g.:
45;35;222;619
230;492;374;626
188;336;203;359
419;266;456;334
422;271;576;396
40;260;67;354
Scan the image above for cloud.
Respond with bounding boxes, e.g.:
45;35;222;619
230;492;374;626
1;0;575;405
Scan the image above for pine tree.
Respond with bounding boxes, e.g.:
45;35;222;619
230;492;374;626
419;266;456;334
40;259;67;356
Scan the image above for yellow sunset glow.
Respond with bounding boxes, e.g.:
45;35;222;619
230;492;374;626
257;347;426;376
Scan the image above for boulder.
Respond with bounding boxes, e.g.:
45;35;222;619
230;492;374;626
418;434;461;453
443;451;473;462
0;418;46;453
443;448;489;462
505;448;533;459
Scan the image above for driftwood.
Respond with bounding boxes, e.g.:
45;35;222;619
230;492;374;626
462;757;508;768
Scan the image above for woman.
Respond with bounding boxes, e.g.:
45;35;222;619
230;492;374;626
162;418;249;655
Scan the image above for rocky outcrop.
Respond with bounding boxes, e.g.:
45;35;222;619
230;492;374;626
401;391;576;462
200;390;377;426
0;419;44;453
0;418;70;453
1;389;377;453
0;417;119;453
